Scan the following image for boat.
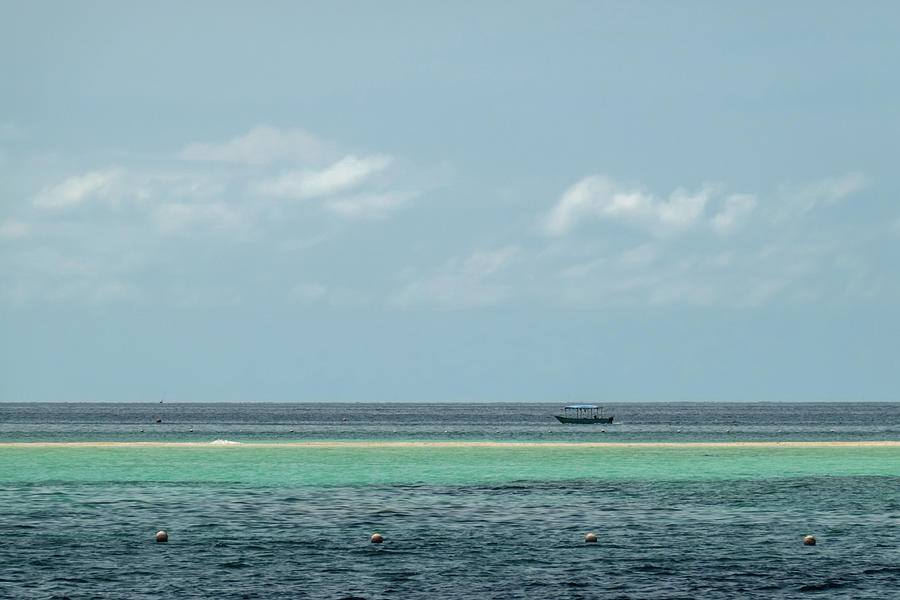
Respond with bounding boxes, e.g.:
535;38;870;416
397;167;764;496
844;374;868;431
554;404;613;424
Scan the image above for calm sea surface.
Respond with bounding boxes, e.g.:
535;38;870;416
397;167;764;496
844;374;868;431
1;402;899;599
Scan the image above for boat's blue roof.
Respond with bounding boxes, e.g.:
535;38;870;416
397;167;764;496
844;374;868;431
565;404;599;409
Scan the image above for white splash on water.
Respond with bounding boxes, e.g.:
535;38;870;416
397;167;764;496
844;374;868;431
210;439;242;445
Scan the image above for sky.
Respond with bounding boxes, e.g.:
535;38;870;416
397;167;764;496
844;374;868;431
1;1;898;402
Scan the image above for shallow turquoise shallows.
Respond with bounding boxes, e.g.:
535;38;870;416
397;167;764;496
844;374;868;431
3;443;898;486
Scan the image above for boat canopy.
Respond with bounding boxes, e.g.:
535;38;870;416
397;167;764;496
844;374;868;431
565;404;599;409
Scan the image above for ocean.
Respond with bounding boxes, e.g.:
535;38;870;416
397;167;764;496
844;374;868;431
1;402;898;599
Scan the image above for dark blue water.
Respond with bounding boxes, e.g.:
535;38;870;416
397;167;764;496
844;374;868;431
2;477;899;599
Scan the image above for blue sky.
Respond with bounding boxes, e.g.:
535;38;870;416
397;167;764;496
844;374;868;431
1;1;898;402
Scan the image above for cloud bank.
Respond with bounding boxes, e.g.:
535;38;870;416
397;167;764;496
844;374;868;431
534;171;880;309
1;120;886;312
2;125;426;306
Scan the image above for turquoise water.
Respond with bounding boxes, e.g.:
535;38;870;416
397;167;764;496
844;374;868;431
2;443;899;486
2;403;899;599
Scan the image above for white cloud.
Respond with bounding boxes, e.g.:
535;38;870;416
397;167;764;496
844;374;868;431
32;168;122;210
391;246;519;309
180;124;330;165
546;172;869;239
657;186;714;228
544;175;715;236
544;176;642;235
257;155;393;200
710;194;757;235
774;172;869;220
803;172;869;203
0;219;29;240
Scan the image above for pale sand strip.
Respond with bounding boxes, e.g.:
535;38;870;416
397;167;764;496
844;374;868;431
1;441;899;448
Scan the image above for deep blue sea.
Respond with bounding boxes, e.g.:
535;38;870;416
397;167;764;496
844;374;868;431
1;402;898;599
2;401;898;444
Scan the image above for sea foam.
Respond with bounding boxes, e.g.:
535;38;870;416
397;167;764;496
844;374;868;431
210;439;242;445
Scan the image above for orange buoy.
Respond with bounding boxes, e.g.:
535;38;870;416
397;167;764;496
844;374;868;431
585;533;598;543
155;419;162;423
371;533;383;544
156;531;168;543
804;535;816;546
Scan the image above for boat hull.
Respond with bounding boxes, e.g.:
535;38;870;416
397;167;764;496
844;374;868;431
554;416;614;424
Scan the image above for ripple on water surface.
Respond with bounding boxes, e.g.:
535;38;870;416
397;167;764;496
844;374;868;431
1;477;899;599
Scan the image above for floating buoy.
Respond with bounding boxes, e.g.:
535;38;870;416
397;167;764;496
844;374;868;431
342;418;348;422
371;533;383;544
803;535;816;546
676;429;681;433
155;419;161;423
189;428;193;433
139;429;144;433
600;429;605;433
156;531;168;543
290;429;294;433
585;533;598;543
